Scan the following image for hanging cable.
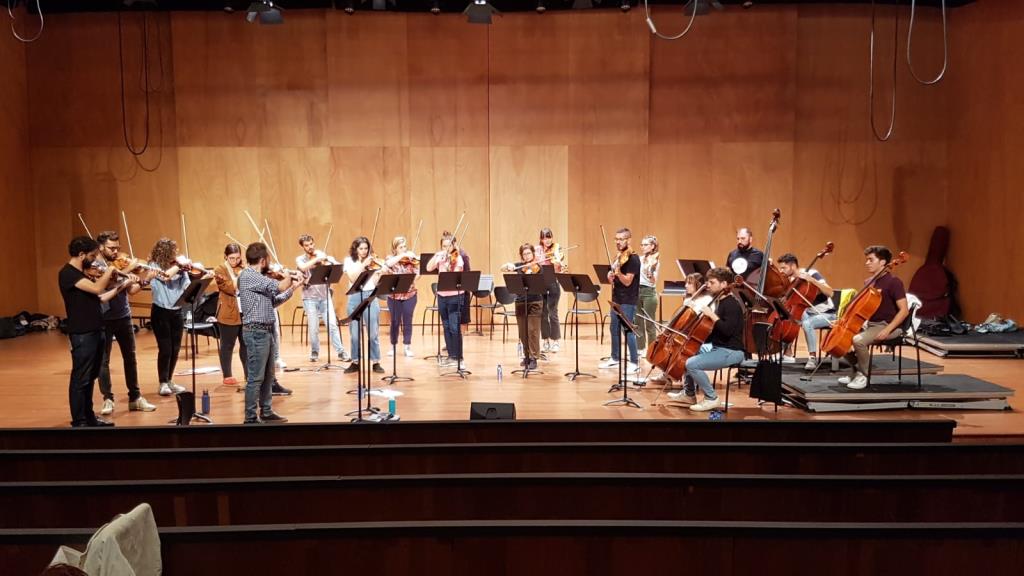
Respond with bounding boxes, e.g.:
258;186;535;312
118;10;151;157
643;0;698;41
868;0;898;142
907;0;947;85
7;0;43;43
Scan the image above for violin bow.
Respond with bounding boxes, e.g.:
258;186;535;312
368;207;381;248
411;219;423;254
77;213;94;240
120;210;136;260
264;218;282;264
323;223;334;254
599;224;614;266
180;213;190;259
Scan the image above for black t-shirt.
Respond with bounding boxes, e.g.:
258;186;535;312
727;246;764;281
612;254;641;306
869;272;907;323
59;264;103;334
708;295;745;351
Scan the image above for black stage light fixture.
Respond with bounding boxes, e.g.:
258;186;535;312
343;0;355;13
684;0;723;16
620;0;630;11
464;0;499;24
246;0;283;25
536;0;546;13
431;0;441;13
572;0;592;9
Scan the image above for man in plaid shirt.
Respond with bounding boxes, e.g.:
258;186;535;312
238;242;301;424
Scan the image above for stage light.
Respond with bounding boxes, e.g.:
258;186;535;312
431;0;441;14
620;0;630;11
246;0;283;25
573;0;592;9
464;0;499;24
536;0;546;13
343;0;355;13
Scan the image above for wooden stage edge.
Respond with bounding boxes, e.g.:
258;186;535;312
1;329;1021;439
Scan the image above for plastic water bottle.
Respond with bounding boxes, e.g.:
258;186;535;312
186;309;193;324
201;389;210;415
388;397;397;415
517;342;523;359
708;409;724;421
497;364;503;382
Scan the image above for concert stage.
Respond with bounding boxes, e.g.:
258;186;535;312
784;373;1015;413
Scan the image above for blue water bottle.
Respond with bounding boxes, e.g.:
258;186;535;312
497;364;503;382
388;397;397;415
201;389;210;415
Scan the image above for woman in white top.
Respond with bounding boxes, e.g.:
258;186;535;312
343;236;385;374
636;235;661;356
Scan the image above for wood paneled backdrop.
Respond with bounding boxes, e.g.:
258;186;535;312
0;4;1013;322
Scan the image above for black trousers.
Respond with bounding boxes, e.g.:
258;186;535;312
98;316;141;401
69;331;105;426
151;305;183;383
218;322;248;380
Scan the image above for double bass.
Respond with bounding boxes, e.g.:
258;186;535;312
769;242;835;343
742;209;786;355
821;251;909;358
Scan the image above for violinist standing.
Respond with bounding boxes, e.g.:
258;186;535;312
599;228;641;375
427;232;465;367
635;234;661;356
214;243;248;386
775;253;835;371
384;236;419;358
343;236;385;374
238;242;298;424
148;238;195;397
667;267;746;412
95;231;156;415
295;234;348;363
501;244;544;371
536;228;564;353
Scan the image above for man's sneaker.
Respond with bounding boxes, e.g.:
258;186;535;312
440;357;458;367
542;339;551;352
372;363;385;374
689;397;723;412
598;359;620;369
549;340;560;353
159;383;175;396
100;398;114;415
167;382;186;394
223;377;239;386
275;358;288;370
260;412;288;423
781;355;797;364
804;357;819;371
837;375;853;385
272;382;293;396
666;390;697;404
129;397;157;412
527;358;539;371
309;352;319;362
626;362;639;375
846;373;868;390
404;345;415;358
340;351;352;362
344;363;360;374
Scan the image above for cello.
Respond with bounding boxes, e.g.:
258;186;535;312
821;251;909;358
660;281;740;381
769;241;835;343
646;283;708;370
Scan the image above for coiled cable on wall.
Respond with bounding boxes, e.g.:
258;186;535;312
869;0;898;142
907;0;948;85
643;0;698;41
7;0;43;43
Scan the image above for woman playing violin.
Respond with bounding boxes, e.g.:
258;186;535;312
635;234;661;357
536;228;564;354
148;237;199;397
385;236;420;358
501;243;544;371
665;267;746;412
343;236;386;374
427;232;465;368
598;228;642;374
213;243;248;386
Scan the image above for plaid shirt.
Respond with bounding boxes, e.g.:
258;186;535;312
237;267;294;326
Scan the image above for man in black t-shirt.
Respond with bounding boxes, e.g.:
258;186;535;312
59;236;117;427
667;267;746;412
726;227;765;283
598;228;641;374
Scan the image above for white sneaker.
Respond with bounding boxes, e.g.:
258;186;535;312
550;341;560;353
804;357;819;371
404;345;415;358
666;390;697;404
689;397;723;412
542;339;551;352
598;359;620;369
275;358;288;370
129;396;157;412
100;398;114;415
837;375;853;385
168;382;186;393
626;362;639;375
388;348;395;357
339;351;351;362
846;373;868;390
781;355;797;364
159;383;175;396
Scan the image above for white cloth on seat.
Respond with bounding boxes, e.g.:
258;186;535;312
50;502;162;576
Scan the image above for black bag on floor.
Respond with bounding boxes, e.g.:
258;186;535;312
175;391;196;426
748;359;783;404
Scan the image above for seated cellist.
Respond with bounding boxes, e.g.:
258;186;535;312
838;245;909;390
775;253;835;370
667;267;746;412
650;272;708;387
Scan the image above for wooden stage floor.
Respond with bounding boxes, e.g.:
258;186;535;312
2;325;1022;439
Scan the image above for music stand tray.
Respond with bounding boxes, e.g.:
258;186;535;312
593;264;612;285
677;259;714;277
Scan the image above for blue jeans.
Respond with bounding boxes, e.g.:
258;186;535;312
69;331;105;426
609;303;638;364
347;290;381;363
242;327;276;422
802;310;836;355
685;346;745;401
439;295;463;360
303;298;345;357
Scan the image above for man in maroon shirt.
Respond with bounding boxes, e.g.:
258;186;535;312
839;245;909;390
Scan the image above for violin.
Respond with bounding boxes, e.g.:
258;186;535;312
113;253;162;275
507;260;541;274
613;247;635;273
821;251;909;358
265;262;302;282
174;255;208;275
313;250;341;266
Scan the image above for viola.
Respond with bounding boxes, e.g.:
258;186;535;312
821;251;909;358
769;242;835;344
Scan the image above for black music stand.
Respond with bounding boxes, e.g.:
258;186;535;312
676;259;713;277
344;268;378;396
341;291;383;422
605;300;642;409
593;264;613;361
557;273;597;381
172;275;214;425
420;253;444;363
438;270;480;379
503;272;547;378
307;263;347;373
377;273;417;384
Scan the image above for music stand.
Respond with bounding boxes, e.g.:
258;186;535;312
420;253;444;363
676;259;713;277
342;292;381;421
172;275;214;424
556;273;597;381
307;263;347;372
503;273;547;378
377;273;416;384
605;301;642;409
343;268;378;395
438;270;480;379
593;264;613;361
